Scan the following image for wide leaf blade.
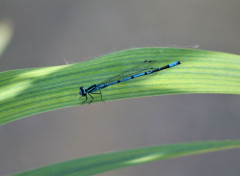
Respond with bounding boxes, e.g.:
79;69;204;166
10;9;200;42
14;140;240;176
0;48;240;125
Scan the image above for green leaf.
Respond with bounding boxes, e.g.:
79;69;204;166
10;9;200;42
13;140;240;176
1;48;240;125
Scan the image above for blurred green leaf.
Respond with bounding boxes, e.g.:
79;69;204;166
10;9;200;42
1;48;240;125
0;19;14;59
14;140;240;176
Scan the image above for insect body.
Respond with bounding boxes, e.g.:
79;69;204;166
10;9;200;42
79;60;181;104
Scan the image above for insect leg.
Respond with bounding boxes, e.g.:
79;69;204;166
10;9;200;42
81;94;88;105
91;89;104;102
88;93;94;104
99;89;104;102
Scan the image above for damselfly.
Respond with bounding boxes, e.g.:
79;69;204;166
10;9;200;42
79;60;181;104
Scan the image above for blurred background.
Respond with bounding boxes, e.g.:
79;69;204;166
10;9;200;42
0;0;240;175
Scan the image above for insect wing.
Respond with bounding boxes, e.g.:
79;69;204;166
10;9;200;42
99;60;155;85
